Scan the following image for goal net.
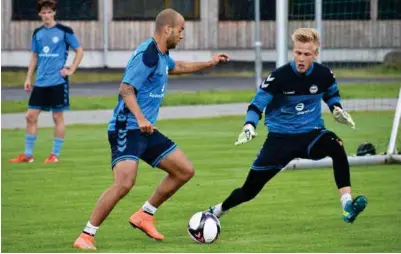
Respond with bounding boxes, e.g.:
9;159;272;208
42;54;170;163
284;0;401;169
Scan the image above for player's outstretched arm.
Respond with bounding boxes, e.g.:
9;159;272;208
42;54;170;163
333;106;355;129
119;83;156;134
169;53;230;74
234;87;273;146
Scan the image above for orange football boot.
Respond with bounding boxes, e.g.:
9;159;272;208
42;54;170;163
44;154;59;164
72;233;96;250
9;154;34;163
129;209;164;240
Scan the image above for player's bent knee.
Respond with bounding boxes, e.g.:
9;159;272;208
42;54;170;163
158;148;195;182
176;165;195;182
114;182;134;198
310;132;347;160
113;160;138;195
325;138;347;159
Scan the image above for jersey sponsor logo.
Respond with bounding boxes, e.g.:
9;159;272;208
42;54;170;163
39;45;59;57
149;84;166;98
295;103;304;111
149;93;165;98
309;85;318;94
283;90;295;95
261;74;275;88
296;107;316;115
52;36;59;43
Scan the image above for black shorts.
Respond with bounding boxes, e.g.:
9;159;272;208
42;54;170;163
108;129;178;169
28;83;69;112
251;129;339;171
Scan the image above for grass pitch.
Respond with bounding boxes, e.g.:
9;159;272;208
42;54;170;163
2;113;401;252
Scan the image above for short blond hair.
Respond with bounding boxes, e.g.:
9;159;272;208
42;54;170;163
292;28;320;53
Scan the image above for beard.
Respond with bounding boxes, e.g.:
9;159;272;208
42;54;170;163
166;33;177;49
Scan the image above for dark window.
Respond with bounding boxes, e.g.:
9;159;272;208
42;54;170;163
12;0;98;21
113;0;200;21
289;0;315;20
218;0;275;21
12;0;37;20
378;0;401;20
322;0;370;20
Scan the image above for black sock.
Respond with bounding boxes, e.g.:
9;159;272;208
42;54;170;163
222;169;280;211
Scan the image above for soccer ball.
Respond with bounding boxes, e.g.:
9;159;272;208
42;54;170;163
187;211;221;244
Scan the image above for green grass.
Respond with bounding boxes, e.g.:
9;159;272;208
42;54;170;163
332;65;401;78
2;83;401;114
2;65;401;87
2;112;401;252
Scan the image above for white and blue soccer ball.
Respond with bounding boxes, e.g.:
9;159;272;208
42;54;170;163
187;211;221;244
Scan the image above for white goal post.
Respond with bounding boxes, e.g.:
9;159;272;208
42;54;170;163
285;87;401;170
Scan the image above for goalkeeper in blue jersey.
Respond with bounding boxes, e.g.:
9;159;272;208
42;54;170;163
208;28;367;224
73;8;229;250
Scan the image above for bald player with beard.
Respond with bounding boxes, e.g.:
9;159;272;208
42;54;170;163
73;8;229;250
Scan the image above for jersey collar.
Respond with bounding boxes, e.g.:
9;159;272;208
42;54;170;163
151;37;169;55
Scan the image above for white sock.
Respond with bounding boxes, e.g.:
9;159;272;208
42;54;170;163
83;221;99;236
142;201;157;215
213;203;224;216
340;193;352;209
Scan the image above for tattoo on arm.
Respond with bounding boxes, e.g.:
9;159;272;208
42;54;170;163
119;83;135;97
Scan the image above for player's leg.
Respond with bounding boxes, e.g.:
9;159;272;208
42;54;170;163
73;161;139;250
129;131;194;240
9;86;49;163
308;131;367;223
44;111;64;163
147;148;194;207
45;83;69;163
209;133;295;218
73;129;145;250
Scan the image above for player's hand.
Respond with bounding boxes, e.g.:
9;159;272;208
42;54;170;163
234;124;257;146
24;80;32;92
60;67;75;77
209;53;230;66
138;118;157;134
333;106;355;129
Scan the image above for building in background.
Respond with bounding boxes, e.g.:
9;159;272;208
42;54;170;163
2;0;400;68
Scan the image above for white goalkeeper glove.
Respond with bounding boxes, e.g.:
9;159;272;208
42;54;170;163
333;106;355;129
234;124;257;146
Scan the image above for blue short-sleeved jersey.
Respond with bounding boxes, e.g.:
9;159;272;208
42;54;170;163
108;38;176;131
32;24;81;87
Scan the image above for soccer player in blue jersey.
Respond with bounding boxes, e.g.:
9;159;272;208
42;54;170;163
208;28;367;225
73;8;229;250
9;0;83;164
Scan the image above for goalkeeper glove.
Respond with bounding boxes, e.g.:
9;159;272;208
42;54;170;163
234;124;257;146
333;106;355;129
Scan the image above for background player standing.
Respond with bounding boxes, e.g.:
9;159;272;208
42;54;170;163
9;0;84;164
208;28;367;225
73;8;229;250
